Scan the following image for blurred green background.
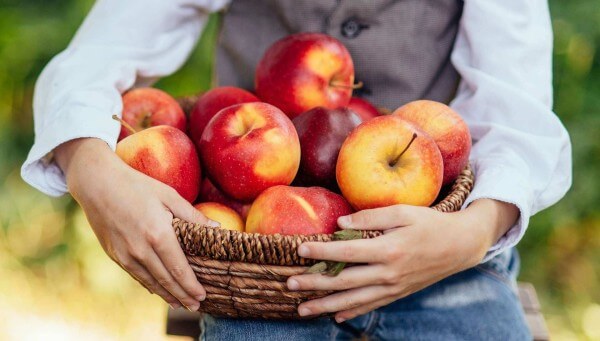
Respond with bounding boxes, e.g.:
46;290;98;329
0;1;598;340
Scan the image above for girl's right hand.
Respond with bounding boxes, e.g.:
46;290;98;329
55;137;217;311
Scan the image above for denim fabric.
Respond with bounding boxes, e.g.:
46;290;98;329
200;249;531;341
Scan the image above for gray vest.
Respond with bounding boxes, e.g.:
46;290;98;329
216;0;463;110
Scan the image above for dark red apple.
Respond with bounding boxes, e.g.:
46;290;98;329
198;177;251;219
292;107;362;191
188;86;259;148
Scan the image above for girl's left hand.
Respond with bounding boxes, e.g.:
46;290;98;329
286;199;519;322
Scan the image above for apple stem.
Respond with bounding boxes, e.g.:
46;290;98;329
329;80;364;90
390;133;418;167
378;107;392;115
112;114;137;135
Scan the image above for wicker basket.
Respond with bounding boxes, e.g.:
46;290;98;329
173;96;475;319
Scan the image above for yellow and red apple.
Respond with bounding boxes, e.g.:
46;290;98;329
194;202;244;232
199;102;300;202
245;186;352;235
393;100;471;186
336;115;443;210
116;125;201;203
118;88;186;141
255;33;355;119
188;86;259;149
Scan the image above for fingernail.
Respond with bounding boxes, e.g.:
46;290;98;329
195;294;206;301
186;304;200;312
298;245;309;257
287;279;300;291
207;219;221;228
338;216;351;228
298;306;311;316
169;303;181;310
335;316;346;323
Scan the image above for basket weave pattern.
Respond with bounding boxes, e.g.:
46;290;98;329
172;166;474;319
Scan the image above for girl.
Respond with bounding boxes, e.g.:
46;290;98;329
22;1;571;339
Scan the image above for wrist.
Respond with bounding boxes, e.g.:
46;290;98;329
458;199;520;265
54;138;120;195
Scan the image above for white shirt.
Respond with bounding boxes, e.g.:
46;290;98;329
21;0;572;262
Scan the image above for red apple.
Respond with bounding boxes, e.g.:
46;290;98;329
393;100;471;185
188;86;259;148
199;102;300;202
198;178;251;220
347;97;380;121
245;186;352;235
292;107;362;190
194;202;244;232
118;88;186;141
255;33;355;119
336;115;443;210
115;124;201;203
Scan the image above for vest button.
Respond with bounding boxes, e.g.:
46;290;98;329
341;18;368;38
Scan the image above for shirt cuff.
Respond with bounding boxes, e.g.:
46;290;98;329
462;158;534;263
21;105;120;197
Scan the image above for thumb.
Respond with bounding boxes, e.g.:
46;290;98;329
161;187;220;228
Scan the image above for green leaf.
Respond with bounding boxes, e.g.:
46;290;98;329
306;261;328;274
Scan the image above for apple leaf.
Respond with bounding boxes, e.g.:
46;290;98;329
303;230;363;276
306;262;328;274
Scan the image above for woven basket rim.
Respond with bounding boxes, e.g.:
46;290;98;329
173;164;474;266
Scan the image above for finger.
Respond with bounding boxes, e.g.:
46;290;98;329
334;295;398;323
297;285;390;317
287;264;388;291
298;238;385;263
161;187;220;227
337;205;417;230
140;246;202;311
120;257;182;309
151;226;207;303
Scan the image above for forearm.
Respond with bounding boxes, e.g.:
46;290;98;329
54;138;124;203
55;138;109;174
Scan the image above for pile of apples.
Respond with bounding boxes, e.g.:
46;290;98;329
115;33;471;235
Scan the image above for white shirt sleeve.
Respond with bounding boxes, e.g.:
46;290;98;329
21;0;230;196
451;1;572;261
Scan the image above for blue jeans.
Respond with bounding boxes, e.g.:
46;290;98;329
200;249;531;340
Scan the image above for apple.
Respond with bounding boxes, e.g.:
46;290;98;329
336;115;443;210
347;97;380;121
199;102;300;202
198;178;251;219
393;100;471;186
255;33;356;119
245;186;352;235
194;202;244;232
188;86;259;148
118;88;186;141
292;107;362;190
115;121;201;203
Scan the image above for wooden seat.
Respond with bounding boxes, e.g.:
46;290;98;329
166;282;549;340
517;282;550;341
